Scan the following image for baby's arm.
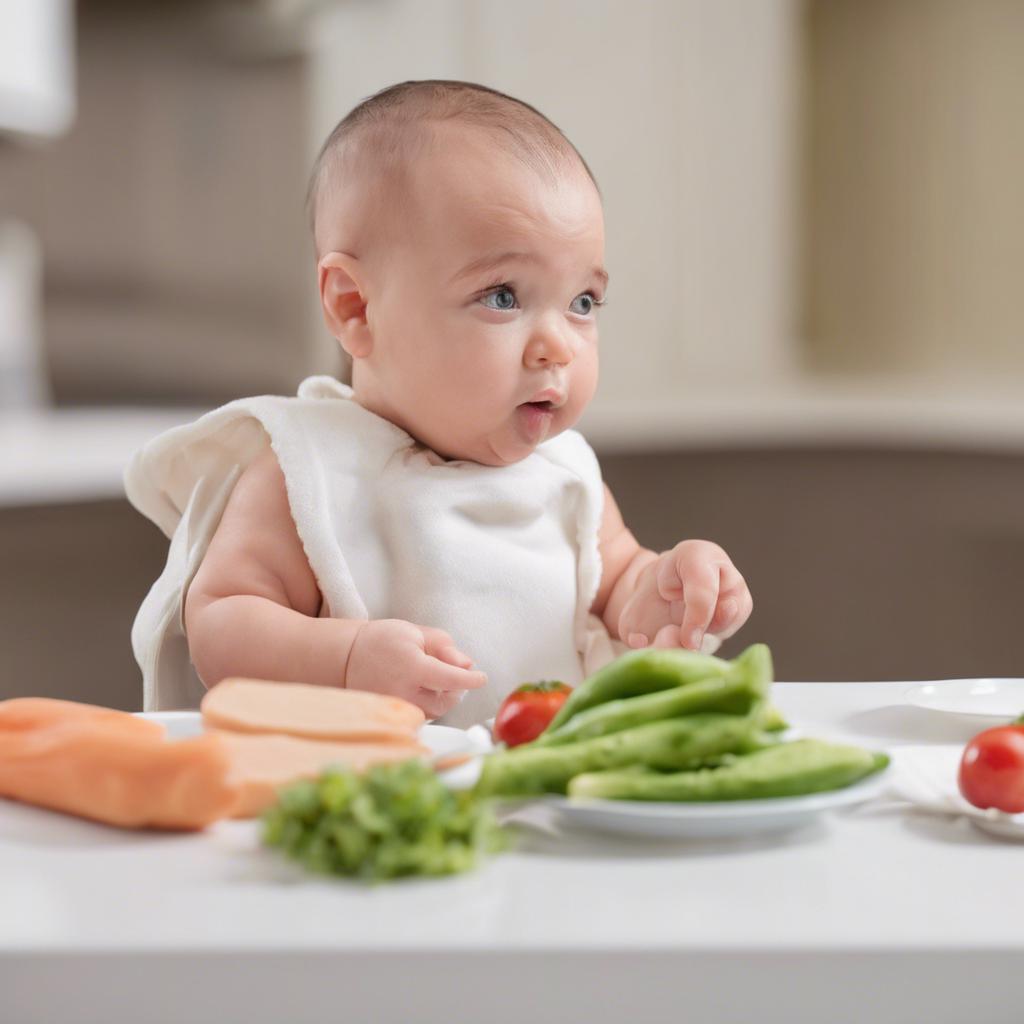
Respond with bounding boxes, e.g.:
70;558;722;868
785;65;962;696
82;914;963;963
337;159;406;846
184;448;347;687
590;484;752;651
184;447;485;718
589;484;658;641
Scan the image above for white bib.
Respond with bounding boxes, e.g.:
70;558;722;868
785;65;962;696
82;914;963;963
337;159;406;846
125;376;626;726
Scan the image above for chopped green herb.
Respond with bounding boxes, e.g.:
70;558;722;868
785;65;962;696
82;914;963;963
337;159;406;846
262;759;507;881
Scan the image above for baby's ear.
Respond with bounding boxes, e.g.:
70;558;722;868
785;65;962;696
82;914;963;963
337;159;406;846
318;252;373;358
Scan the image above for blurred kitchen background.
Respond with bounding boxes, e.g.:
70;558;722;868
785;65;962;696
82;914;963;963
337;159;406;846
2;0;1023;710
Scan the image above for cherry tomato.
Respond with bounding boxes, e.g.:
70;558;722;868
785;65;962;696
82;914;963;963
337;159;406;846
958;725;1024;813
493;681;572;748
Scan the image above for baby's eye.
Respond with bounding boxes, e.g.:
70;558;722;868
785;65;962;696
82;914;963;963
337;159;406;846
480;286;519;311
569;291;601;316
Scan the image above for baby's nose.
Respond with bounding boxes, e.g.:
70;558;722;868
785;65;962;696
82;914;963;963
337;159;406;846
524;321;574;367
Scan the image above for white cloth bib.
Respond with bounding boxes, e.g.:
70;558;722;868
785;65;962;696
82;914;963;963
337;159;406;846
125;376;627;726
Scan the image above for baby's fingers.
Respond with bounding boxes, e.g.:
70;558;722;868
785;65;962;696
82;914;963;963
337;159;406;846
618;588;674;649
651;623;682;649
706;563;751;638
420;626;477;671
678;562;721;652
708;586;753;640
416;629;486;692
419;660;487;693
416;688;463;721
655;555;685;603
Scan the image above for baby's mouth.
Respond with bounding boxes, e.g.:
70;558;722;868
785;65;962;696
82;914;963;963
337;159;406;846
516;400;558;442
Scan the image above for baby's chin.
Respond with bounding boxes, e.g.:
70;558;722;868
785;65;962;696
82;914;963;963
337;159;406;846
479;427;569;466
433;429;559;467
433;442;534;468
420;403;579;465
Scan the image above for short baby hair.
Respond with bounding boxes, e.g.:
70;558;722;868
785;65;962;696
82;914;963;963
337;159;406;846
308;79;597;255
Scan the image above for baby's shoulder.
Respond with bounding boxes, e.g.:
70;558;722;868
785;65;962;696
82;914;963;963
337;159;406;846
235;443;286;492
214;445;298;552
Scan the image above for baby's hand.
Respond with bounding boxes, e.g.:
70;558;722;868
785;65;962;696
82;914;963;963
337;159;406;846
617;540;752;654
345;619;487;720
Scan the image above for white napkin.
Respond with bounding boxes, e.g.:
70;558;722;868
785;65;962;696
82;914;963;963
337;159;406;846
886;744;1024;838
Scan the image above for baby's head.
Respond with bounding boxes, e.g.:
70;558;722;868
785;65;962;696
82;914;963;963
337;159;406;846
309;81;607;466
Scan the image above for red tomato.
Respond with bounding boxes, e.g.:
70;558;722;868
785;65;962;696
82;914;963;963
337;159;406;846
958;725;1024;813
493;682;572;748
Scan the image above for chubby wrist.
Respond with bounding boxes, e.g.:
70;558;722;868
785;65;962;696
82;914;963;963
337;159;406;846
603;547;659;640
338;618;371;688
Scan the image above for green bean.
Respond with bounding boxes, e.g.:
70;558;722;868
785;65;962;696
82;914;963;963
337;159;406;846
544;647;734;732
475;714;759;797
567;739;889;802
540;643;772;743
534;675;756;747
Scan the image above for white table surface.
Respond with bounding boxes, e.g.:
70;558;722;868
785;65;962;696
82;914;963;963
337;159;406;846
3;681;1023;1024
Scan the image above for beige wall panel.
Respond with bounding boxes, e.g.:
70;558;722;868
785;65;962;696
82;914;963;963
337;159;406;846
806;0;1024;380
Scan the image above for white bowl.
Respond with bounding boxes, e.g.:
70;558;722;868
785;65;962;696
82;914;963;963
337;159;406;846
903;679;1024;721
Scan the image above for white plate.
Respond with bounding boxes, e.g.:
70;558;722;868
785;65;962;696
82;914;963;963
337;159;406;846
971;816;1024;842
524;768;891;838
903;679;1024;720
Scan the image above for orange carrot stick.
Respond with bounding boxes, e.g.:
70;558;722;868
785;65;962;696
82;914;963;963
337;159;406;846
0;716;239;829
0;697;163;737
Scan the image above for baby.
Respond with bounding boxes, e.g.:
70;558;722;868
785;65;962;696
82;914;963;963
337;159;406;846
126;80;753;727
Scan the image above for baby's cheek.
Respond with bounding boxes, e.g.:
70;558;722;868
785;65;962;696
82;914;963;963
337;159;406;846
567;369;598;422
573;347;599;398
424;359;483;410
